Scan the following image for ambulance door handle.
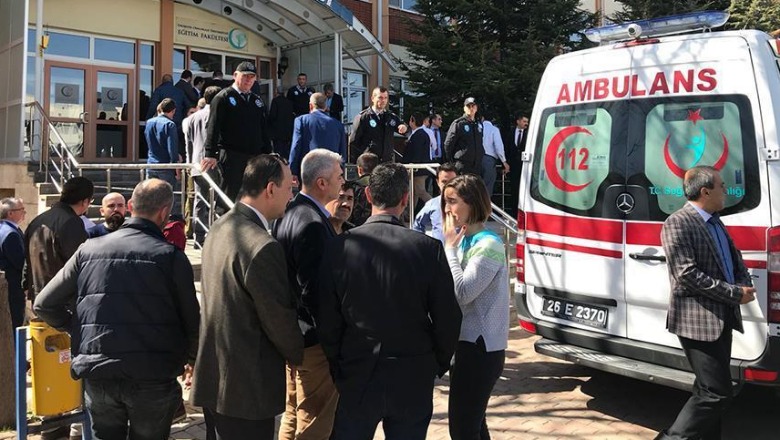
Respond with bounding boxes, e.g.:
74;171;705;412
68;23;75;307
629;253;667;263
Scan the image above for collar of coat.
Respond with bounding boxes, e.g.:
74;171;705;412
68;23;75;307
364;214;404;227
119;217;166;240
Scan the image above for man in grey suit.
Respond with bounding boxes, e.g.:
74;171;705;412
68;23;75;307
191;154;304;440
657;165;756;440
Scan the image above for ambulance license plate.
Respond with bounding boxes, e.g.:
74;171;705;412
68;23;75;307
541;297;608;329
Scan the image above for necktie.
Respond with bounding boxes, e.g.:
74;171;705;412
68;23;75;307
517;129;523;147
707;216;735;283
241;93;249;102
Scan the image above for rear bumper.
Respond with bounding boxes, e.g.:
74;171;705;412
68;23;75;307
515;292;780;387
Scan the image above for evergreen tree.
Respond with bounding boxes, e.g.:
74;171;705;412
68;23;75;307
400;0;594;131
728;0;780;31
610;0;730;23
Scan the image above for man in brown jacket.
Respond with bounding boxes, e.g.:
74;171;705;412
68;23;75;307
25;176;94;301
191;154;303;440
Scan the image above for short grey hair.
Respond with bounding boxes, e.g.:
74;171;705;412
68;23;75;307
0;197;22;219
684;165;718;201
310;92;327;110
130;179;173;216
301;149;342;188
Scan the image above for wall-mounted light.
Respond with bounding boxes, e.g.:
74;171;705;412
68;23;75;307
277;56;289;79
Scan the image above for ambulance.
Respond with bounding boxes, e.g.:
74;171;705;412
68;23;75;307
515;11;780;390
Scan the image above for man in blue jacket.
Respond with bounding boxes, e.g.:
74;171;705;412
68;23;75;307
0;197;26;330
289;92;346;179
146;98;180;214
34;178;200;440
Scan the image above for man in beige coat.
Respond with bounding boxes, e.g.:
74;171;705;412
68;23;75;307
191;154;304;440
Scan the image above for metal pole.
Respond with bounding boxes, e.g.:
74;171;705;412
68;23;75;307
208;188;216;227
179;167;187;219
15;327;27;440
408;168;414;228
106;168;112;193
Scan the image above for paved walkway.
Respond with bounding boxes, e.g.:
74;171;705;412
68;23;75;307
7;326;779;439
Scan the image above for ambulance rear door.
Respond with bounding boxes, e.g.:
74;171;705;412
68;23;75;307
622;34;769;361
522;48;633;338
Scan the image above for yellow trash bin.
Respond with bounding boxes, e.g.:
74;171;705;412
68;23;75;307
29;319;81;416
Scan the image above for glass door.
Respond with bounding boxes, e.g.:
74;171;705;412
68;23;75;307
45;62;87;158
45;61;135;161
94;68;133;160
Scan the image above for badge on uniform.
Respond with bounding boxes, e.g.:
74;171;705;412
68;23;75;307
228;97;237;106
307;91;313;96
369;119;377;128
389;120;397;127
464;125;470;133
294;91;299;96
255;99;263;108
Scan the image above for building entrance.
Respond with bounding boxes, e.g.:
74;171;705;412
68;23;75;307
45;61;136;162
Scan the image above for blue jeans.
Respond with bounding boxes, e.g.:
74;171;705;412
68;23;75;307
84;378;181;440
147;169;181;216
481;156;498;196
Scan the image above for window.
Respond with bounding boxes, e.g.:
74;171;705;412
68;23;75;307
46;32;89;58
389;0;418;12
94;38;135;64
190;50;222;73
172;47;186;71
342;71;367;124
530;95;759;221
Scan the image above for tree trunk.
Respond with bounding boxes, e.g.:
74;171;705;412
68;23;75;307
0;272;15;427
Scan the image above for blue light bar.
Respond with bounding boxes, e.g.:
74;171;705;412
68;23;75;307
584;11;730;44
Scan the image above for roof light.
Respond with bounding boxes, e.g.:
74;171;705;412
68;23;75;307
584;11;729;44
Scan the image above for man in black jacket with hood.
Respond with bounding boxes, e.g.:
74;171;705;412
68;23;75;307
34;178;200;440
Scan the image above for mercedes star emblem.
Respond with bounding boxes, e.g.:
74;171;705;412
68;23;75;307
616;193;635;214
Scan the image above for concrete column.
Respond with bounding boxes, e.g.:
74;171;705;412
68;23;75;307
158;0;175;83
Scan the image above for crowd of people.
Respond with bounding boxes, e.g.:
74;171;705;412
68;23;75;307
0;61;759;440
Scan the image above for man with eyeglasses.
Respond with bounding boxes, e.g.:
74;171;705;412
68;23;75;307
0;197;27;330
202;61;272;204
87;193;127;238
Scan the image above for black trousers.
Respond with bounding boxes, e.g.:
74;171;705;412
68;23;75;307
203;408;274;440
449;338;505;440
661;327;734;440
331;360;437;440
218;149;254;204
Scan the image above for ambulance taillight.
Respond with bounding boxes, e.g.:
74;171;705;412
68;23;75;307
766;227;780;323
516;209;526;284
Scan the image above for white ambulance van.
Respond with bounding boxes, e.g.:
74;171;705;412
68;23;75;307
515;11;780;390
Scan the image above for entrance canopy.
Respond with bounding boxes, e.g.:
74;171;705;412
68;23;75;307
176;0;398;71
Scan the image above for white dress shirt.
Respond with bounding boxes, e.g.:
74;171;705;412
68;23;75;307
482;121;506;162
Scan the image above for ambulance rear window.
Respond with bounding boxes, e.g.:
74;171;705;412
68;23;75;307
530;95;759;220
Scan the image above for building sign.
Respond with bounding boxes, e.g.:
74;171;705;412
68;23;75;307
175;17;249;52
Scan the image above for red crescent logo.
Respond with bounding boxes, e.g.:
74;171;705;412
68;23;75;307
663;133;729;179
544;126;593;192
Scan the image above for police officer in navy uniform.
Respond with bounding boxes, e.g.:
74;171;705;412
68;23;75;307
348;86;408;163
287;73;316;117
443;97;484;175
202;61;271;203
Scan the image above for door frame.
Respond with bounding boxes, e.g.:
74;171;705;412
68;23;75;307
44;60;136;162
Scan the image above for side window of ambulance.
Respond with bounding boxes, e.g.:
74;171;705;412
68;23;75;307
641;96;759;218
531;105;619;216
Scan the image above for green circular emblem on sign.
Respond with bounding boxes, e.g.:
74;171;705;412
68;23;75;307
228;29;248;50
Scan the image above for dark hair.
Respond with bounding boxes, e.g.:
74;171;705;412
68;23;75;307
323;83;334;92
181;70;193;80
240;154;288;198
203;86;221;104
213;70;223;77
368;163;408;209
684;165;718;201
441;174;491;224
193;76;205;86
437;162;457;178
158;98;176;114
342;180;359;194
410;112;425;127
161;73;173;83
372;86;389;97
297;73;307;78
356;152;379;174
60;176;94;205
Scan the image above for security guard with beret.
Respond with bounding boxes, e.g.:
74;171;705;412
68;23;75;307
202;61;271;203
444;97;484;175
348;86;408;163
